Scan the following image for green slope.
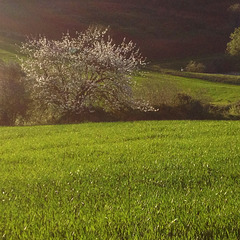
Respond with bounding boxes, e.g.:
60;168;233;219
1;121;240;239
135;71;240;105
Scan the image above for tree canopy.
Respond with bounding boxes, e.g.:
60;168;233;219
20;27;147;118
227;27;240;56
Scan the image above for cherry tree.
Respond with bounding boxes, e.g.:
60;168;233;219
20;27;147;117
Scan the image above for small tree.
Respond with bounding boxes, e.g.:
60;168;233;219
0;61;29;125
227;27;240;56
20;27;147;119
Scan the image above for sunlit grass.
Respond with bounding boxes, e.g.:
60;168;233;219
1;121;240;239
135;71;240;105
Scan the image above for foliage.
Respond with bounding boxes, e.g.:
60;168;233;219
0;61;29;125
1;121;240;239
185;60;206;73
227;27;240;57
20;27;147;118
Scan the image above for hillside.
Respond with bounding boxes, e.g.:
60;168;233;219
135;71;240;106
0;0;238;60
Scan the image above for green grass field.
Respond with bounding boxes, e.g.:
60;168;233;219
1;121;240;239
135;71;240;106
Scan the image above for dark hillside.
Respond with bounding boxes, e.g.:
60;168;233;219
0;0;238;60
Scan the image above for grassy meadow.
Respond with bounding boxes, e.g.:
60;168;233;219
135;71;240;106
1;121;240;239
1;1;240;238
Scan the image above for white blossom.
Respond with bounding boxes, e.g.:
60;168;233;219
20;27;148;114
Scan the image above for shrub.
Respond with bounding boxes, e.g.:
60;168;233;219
173;93;209;119
0;61;29;125
185;60;206;73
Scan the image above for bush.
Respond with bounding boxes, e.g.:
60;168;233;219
0;61;29;125
172;93;207;119
185;60;206;73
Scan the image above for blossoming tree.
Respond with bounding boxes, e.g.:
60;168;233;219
20;27;147;117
